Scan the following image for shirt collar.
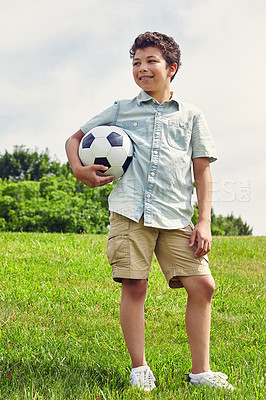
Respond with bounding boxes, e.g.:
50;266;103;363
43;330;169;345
136;90;179;106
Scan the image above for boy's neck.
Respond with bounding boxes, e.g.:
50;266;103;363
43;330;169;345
146;89;173;104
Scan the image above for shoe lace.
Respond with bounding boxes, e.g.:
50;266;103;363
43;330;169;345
131;368;155;388
144;369;155;388
204;372;229;386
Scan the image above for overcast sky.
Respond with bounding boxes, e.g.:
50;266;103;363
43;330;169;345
1;0;265;235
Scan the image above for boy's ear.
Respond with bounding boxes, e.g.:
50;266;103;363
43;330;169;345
168;63;178;78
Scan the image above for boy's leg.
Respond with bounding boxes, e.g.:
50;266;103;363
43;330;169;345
107;213;158;368
120;278;148;368
179;275;215;374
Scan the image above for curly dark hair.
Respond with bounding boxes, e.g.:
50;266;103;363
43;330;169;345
129;32;181;81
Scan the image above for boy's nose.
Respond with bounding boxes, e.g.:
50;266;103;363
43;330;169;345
140;64;148;72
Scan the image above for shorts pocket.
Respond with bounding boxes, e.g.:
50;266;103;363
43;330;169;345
202;254;209;262
107;213;130;266
107;235;129;266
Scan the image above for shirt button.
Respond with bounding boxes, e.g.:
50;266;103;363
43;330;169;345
154;150;158;155
133;122;137;127
146;194;151;198
158;112;162;116
151;172;155;177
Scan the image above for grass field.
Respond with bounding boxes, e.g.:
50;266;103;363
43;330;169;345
0;233;265;399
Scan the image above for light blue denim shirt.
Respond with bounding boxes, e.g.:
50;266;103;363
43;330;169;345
81;90;217;229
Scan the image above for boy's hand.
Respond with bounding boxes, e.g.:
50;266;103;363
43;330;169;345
189;220;212;258
66;129;114;187
74;164;114;188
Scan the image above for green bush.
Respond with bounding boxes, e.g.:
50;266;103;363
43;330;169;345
0;176;252;235
0;176;112;233
0;147;253;235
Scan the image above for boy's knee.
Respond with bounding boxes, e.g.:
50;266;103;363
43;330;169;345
199;277;215;302
184;276;215;302
203;277;215;300
122;279;148;301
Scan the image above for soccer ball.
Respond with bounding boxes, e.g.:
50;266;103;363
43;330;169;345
79;125;133;179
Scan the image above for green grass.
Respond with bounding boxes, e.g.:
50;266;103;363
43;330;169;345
0;233;265;399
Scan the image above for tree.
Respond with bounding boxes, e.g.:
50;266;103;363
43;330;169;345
0;146;68;181
192;203;253;236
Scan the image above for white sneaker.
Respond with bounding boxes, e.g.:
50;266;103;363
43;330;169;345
130;365;156;391
187;371;235;390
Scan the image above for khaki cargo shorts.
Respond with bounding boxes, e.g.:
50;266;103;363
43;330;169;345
107;212;211;289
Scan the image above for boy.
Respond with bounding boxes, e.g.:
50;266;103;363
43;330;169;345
65;32;234;391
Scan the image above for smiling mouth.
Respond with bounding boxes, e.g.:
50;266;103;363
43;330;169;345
139;76;153;82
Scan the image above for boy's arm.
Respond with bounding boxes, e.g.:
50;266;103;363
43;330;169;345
190;157;212;258
65;129;114;188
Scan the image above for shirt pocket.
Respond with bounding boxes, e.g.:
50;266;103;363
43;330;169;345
119;121;149;145
165;119;192;151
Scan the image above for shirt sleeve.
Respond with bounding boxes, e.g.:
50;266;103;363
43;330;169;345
80;102;120;134
191;111;217;163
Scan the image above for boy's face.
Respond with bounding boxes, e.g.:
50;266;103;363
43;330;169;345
132;47;176;101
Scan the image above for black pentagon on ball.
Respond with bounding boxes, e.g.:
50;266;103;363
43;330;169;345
94;157;111;169
82;133;95;148
122;156;133;172
107;132;123;147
